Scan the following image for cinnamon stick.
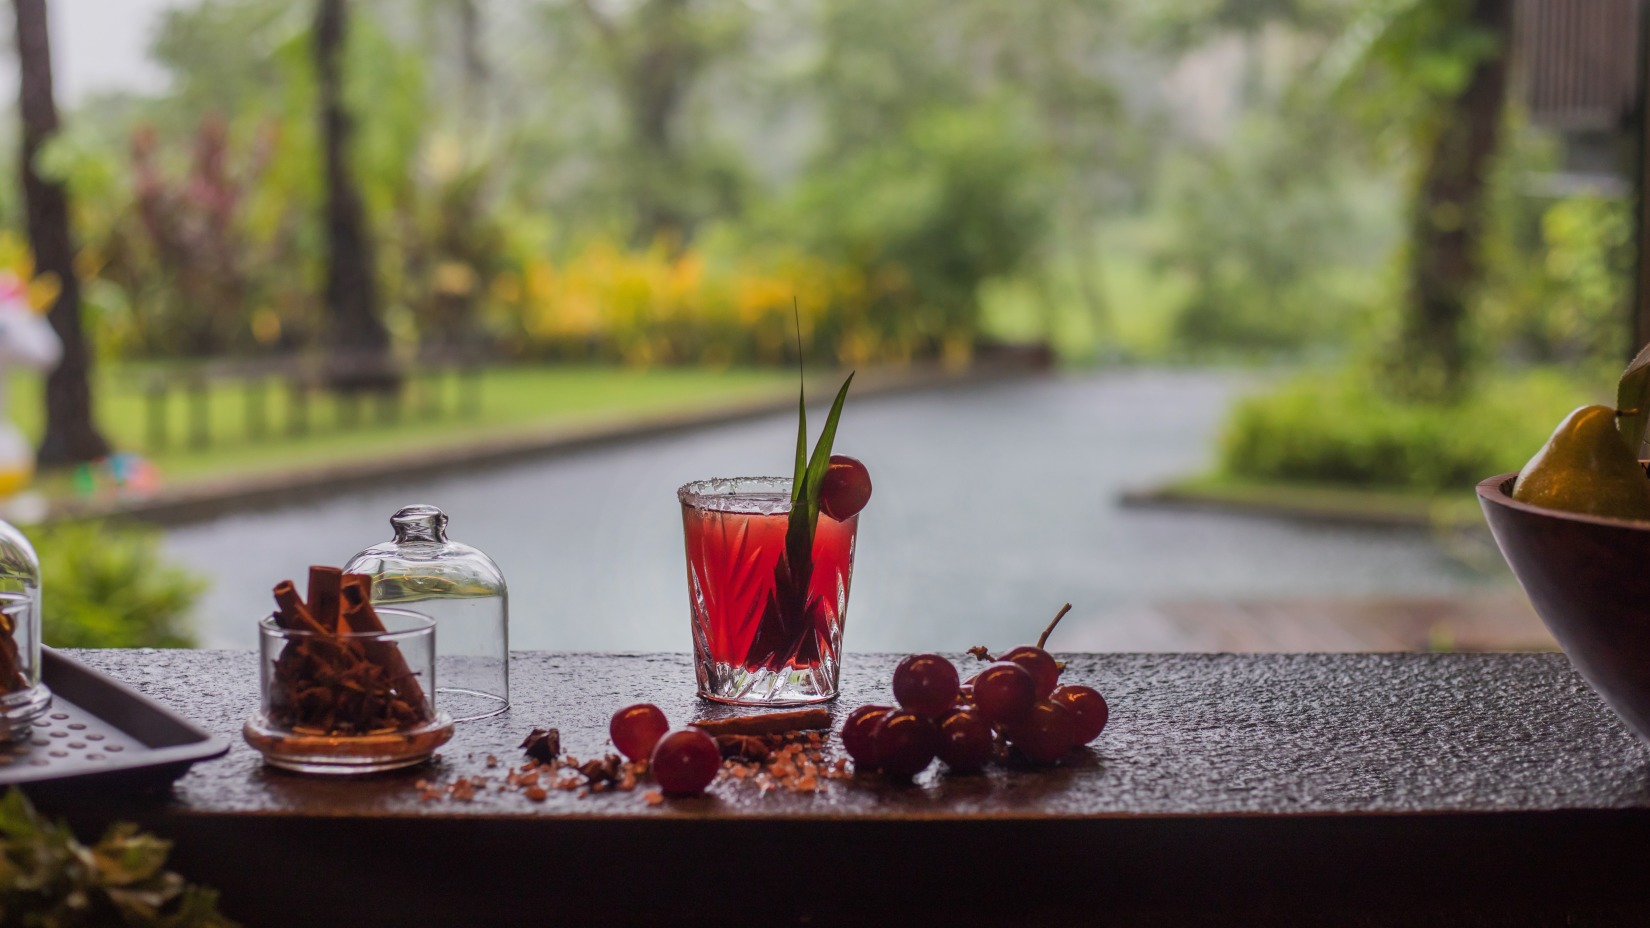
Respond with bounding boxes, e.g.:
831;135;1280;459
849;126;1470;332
341;576;430;716
0;609;26;694
307;566;342;633
273;580;327;635
690;708;831;737
339;574;384;632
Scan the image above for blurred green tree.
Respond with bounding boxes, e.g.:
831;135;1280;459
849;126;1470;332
1319;0;1514;396
783;104;1051;362
572;0;751;247
141;0;507;357
1158;107;1394;354
782;0;1150;359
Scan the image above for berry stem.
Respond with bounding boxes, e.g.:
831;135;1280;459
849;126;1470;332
1037;603;1073;651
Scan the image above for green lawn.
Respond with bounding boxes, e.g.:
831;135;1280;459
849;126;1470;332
9;364;795;485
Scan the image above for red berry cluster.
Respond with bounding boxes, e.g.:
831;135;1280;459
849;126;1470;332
609;703;720;796
842;641;1107;780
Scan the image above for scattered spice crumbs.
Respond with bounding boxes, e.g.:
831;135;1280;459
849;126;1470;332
412;729;848;805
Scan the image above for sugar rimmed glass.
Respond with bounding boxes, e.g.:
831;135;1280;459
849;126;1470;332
679;476;858;705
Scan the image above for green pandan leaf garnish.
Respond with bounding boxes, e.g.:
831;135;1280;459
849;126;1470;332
748;338;854;671
791;374;809;503
785;372;854;571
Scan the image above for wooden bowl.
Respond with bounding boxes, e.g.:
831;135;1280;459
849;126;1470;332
1478;472;1650;745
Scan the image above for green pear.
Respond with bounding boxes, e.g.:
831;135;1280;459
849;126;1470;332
1513;405;1650;520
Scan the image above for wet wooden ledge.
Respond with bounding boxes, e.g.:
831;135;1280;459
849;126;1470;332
49;650;1650;927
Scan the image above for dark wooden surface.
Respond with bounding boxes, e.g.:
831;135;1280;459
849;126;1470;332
49;650;1650;927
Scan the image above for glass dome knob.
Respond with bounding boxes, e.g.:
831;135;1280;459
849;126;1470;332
391;505;449;544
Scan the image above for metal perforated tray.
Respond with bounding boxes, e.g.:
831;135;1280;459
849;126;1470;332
0;648;228;793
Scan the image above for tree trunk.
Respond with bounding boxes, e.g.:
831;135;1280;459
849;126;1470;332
315;0;394;390
1400;0;1512;399
578;0;695;247
458;0;488;117
14;0;110;467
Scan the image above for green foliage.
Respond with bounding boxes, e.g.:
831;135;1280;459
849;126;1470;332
1219;367;1604;492
0;789;237;927
776;105;1052;360
31;522;202;649
10;0;1627;376
57;1;504;360
52;0;1128;367
1320;0;1501;147
1155;110;1399;354
149;0;303;117
1479;191;1632;366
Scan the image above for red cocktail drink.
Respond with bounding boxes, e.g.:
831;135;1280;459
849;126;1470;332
680;476;858;704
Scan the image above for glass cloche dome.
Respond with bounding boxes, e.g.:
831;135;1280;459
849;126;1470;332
344;505;508;722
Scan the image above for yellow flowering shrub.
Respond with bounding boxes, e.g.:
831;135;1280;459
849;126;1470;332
491;239;925;367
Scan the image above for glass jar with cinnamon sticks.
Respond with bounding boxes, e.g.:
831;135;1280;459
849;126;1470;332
0;519;49;739
243;567;453;774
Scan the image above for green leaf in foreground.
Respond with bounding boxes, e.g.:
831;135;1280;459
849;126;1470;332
0;788;238;927
1618;340;1650;457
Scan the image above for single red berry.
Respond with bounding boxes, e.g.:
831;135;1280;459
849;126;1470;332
872;710;940;779
650;728;721;796
892;653;960;717
1051;685;1108;744
819;454;873;520
937;709;994;773
841;704;892;769
1005;700;1076;764
1001;645;1060;699
609;703;670;761
971;661;1036;725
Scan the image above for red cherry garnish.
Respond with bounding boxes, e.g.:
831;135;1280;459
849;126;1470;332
971;661;1036;725
819;454;872;520
609;703;670;761
1005;699;1075;764
841;704;893;769
1051;685;1108;744
650;728;720;796
891;653;959;717
1001;645;1060;699
937;709;994;773
872;710;940;779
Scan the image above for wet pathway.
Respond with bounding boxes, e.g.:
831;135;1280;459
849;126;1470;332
164;368;1515;652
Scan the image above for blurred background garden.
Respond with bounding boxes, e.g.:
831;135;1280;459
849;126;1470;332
0;0;1632;651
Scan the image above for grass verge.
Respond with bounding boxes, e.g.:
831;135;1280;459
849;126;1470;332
10;364;795;488
1127;471;1482;529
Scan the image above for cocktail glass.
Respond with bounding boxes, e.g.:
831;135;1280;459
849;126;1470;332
679;476;858;704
